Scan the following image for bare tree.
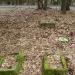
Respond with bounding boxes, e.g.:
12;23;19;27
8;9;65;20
37;0;43;9
37;0;48;10
66;0;71;11
61;0;71;14
61;0;67;14
43;0;48;10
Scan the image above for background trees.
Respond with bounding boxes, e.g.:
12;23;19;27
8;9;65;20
37;0;48;10
0;0;72;13
61;0;71;14
66;0;71;11
61;0;67;14
0;0;73;6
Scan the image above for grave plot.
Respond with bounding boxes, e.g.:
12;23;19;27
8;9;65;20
0;52;24;75
42;50;68;75
39;20;56;29
0;55;16;69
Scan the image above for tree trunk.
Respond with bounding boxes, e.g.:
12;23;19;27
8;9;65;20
37;0;43;9
61;0;67;14
43;0;48;10
37;0;48;10
66;0;71;11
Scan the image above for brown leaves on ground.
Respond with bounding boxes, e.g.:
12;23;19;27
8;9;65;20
0;8;75;75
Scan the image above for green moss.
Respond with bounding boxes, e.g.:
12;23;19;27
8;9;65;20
39;20;56;28
43;69;67;75
15;52;24;74
60;55;67;69
42;54;68;75
0;69;17;75
0;58;4;66
0;52;24;75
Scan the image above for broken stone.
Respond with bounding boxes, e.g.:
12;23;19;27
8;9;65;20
56;37;68;43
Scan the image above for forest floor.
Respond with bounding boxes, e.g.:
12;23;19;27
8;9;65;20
0;7;75;75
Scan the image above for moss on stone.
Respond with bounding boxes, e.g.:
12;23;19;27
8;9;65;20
39;20;56;28
0;52;24;75
42;53;68;75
